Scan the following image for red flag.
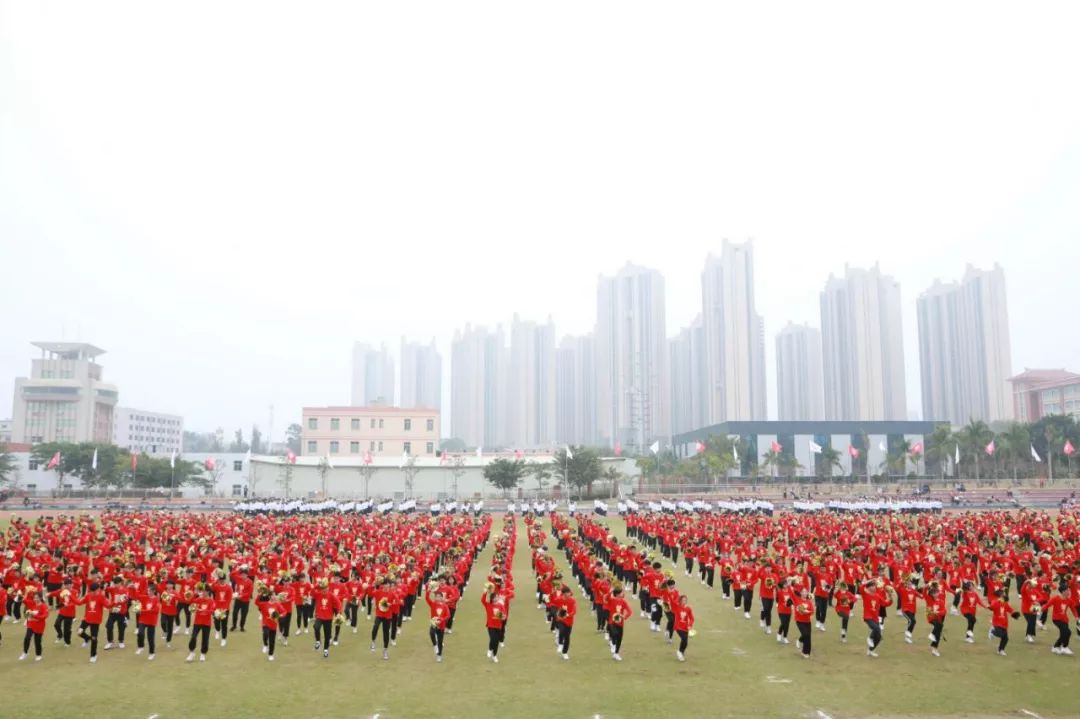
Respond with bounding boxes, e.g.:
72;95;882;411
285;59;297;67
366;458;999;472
911;442;924;455
440;451;450;465
286;449;297;464
848;445;860;459
131;454;138;472
363;450;373;465
695;441;705;455
514;449;523;460
204;457;216;471
770;440;782;453
46;451;61;470
1065;440;1076;457
614;443;622;457
984;440;995;457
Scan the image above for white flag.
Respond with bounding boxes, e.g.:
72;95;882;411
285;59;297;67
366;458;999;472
476;446;483;458
565;445;574;460
400;451;409;468
245;449;252;464
91;448;98;471
649;440;660;455
326;454;335;470
878;440;887;452
170;450;176;469
1031;444;1042;463
955;443;960;464
808;440;823;454
733;444;739;462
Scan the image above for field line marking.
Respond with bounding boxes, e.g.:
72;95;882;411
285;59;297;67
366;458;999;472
148;715;159;719
816;711;834;719
1020;711;1042;719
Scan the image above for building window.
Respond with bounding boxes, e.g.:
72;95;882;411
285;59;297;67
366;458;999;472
232;484;242;496
370;418;375;429
330;418;340;431
28;461;39;470
426;419;434;432
378;419;384;429
307;440;318;453
426;442;434;454
403;441;411;454
26;484;37;492
351;418;360;430
329;440;340;454
377;441;383;451
370;441;375;451
404;418;412;431
350;441;360;454
233;460;243;471
307;418;317;430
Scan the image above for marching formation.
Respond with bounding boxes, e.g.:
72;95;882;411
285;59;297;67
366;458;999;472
0;510;492;664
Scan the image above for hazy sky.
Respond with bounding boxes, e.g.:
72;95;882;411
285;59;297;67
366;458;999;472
3;2;1080;440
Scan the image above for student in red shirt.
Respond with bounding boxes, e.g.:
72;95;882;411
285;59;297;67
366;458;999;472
211;572;233;647
775;580;794;645
47;578;78;646
924;581;948;657
605;583;633;662
988;589;1020;656
833;581;856;643
186;584;214;662
896;575;921;644
229;567;253;633
481;581;508;663
134;583;161;660
1046;585;1078;655
312;578;342;659
159;580;179;647
860;578;892;657
958;580;988;643
19;591;48;662
369;579;395;660
425;582;450;662
104;576;131;650
792;588;815;659
554;585;576;660
673;594;695;661
76;582;107;663
255;587;283;661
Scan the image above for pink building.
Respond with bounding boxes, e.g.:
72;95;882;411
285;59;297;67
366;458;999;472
1008;368;1080;422
301;406;440;458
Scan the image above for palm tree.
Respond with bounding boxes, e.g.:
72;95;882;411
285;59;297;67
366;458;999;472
0;445;16;487
959;419;993;482
602;465;622;498
1000;422;1031;482
530;463;553;495
926;424;954;481
818;447;842;480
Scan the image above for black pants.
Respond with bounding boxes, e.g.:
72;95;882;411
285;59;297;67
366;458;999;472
639;590;651;614
760;598;774;627
105;613;127;643
314;618;333;651
721;577;731;597
865;619;882;649
778;613;791;638
213;615;229;640
262;626;277;656
595;606;608;631
177;602;191;628
487;626;501;656
1024;612;1037;637
840;614;850;634
814;596;828;624
346;601;359;628
22;629;43;657
796;620;811;655
608;623;624;653
371;617;392;648
904;611;917;634
684;556;694;574
991;626;1008;651
188;625;210;655
930;620;944;648
733;589;743;609
297;603;312;630
230;600;249;630
161;614;176;643
557;622;572;654
742;590;754;614
278;614;291;639
447;606;458;630
1053;619;1071;648
136;623;156;654
664;612;675;639
429;626;444;656
77;622;100;657
677;629;689;654
54;615;73;644
964;614;977;634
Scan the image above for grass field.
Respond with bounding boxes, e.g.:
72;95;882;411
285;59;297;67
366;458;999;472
3;512;1080;719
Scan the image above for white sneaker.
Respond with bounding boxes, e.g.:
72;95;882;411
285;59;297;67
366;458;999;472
436;655;442;662
765;628;772;635
997;650;1007;656
186;652;195;662
185;628;191;635
744;612;751;619
118;642;125;649
676;651;685;662
268;655;275;661
391;640;396;647
1026;635;1034;643
220;639;226;647
352;628;358;634
333;640;339;646
199;654;206;662
135;648;143;655
1062;647;1075;656
776;633;782;643
782;637;790;645
104;642;113;650
1052;647;1061;655
561;653;569;660
35;656;42;662
18;653;26;661
931;648;940;657
214;632;220;639
262;645;268;653
759;620;765;628
905;636;912;644
867;649;878;657
613;653;622;661
148;654;155;661
491;655;498;663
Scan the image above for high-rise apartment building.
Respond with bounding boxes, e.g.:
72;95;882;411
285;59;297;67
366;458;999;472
917;264;1012;424
351;343;395;407
701;240;767;423
507;315;556;448
555;334;597;447
669;316;708;435
11;342;119;444
820;265;907;421
775;322;825;421
400;337;442;411
595;264;670;451
450;324;507;449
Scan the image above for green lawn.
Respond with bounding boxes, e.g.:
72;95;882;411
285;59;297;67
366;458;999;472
4;513;1080;719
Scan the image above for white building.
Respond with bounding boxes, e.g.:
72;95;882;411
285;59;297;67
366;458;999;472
11;342;119;444
776;322;825;421
917;264;1013;425
399;337;442;412
596;263;670;451
669;316;708;436
701;240;767;423
0;419;12;444
820;265;907;421
555;334;597;447
450;324;508;449
351;342;395;406
507;315;556;449
112;407;183;457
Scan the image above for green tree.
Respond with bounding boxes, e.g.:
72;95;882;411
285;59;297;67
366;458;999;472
602;465;623;498
959;419;993;481
356;464;377;498
483;458;526;497
529;462;553;494
882;438;911;477
818;446;842;479
1000;422;1031;481
250;426;263;454
278;457;295;497
702;436;737;484
317;456;332;496
229;428;249;453
439;438;467;453
926;423;954;480
552;446;602;497
0;444;17;486
285;424;303;454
